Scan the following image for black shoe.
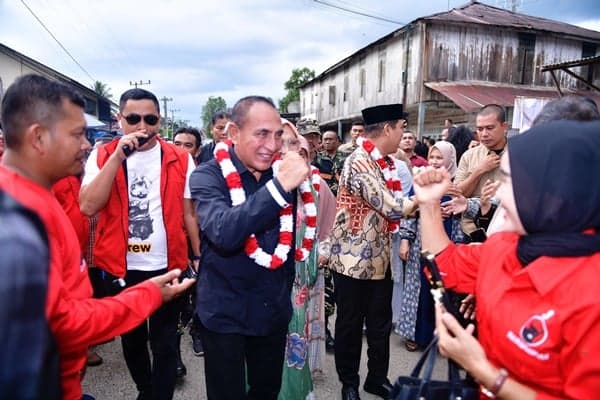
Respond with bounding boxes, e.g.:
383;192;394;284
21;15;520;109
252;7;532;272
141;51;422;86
325;333;335;353
175;332;186;379
176;357;187;379
192;334;204;356
363;380;393;399
341;386;361;400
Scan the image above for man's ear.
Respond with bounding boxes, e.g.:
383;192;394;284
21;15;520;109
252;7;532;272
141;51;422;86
228;123;240;145
27;124;50;155
382;122;393;138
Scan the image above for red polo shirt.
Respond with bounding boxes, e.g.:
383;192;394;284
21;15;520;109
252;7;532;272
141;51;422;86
0;166;163;400
436;232;600;399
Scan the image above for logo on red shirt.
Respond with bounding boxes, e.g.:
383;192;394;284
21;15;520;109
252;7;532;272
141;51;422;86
519;309;555;347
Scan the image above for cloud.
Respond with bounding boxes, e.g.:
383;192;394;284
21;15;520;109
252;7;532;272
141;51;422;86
1;0;599;126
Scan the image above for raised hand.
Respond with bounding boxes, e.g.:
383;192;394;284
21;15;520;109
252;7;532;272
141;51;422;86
477;153;501;174
276;151;310;192
413;167;452;205
480;179;500;215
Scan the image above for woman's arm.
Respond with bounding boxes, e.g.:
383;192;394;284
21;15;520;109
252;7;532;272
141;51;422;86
435;304;537;400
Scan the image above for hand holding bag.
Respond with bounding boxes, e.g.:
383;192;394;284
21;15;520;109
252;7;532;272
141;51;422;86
390;250;479;399
390;337;478;400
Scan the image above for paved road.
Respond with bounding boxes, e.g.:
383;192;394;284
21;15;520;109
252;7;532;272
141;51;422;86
83;330;449;399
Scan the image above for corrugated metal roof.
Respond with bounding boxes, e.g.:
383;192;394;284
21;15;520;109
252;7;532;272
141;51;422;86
424;81;600;112
422;1;600;41
301;1;600;88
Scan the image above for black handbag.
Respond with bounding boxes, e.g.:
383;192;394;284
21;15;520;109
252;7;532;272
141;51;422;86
390;337;479;400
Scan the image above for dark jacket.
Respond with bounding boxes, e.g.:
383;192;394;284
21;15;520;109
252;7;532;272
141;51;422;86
190;147;296;335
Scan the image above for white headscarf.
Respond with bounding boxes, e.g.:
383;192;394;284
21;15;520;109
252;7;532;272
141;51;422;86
429;141;457;178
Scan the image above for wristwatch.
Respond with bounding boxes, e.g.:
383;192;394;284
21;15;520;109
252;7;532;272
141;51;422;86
192;255;201;261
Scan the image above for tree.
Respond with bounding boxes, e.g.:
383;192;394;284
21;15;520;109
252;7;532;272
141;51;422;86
279;67;315;113
92;80;113;99
201;96;228;137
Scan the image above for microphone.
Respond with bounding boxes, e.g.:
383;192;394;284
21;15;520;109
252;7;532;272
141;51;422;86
122;133;153;156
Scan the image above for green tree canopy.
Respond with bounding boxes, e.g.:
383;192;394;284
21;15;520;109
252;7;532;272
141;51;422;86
92;80;112;99
279;67;315;113
201;96;228;137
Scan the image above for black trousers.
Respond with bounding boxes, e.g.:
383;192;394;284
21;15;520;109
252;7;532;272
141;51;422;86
120;269;179;400
333;269;393;388
198;321;287;400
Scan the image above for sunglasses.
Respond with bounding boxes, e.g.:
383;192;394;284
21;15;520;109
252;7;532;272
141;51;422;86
122;113;160;126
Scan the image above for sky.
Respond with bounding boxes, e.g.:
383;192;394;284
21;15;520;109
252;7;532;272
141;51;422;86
1;0;600;127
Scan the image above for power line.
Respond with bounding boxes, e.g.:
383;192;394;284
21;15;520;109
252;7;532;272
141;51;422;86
312;0;405;25
20;0;95;83
304;0;392;28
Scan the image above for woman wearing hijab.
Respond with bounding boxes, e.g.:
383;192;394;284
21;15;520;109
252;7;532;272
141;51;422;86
278;120;336;400
414;120;600;398
396;141;466;351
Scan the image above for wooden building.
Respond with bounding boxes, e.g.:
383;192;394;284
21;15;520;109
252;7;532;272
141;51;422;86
299;1;600;139
0;42;113;123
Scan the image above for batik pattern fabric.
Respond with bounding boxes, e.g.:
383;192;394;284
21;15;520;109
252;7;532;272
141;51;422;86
279;184;320;400
328;146;412;280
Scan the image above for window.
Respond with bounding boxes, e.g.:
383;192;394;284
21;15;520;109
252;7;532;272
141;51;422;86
343;75;349;102
359;69;366;98
517;33;536;84
329;85;336;106
581;42;597;88
84;97;97;116
378;58;386;92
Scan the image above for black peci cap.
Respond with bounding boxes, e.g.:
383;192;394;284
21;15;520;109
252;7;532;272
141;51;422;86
361;104;408;125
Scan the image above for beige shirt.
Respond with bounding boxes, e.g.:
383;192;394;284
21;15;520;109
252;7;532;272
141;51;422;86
455;144;505;197
328;146;414;280
455;144;505;233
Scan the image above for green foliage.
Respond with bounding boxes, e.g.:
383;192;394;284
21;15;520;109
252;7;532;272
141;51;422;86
201;96;228;137
279;67;315;113
92;80;112;99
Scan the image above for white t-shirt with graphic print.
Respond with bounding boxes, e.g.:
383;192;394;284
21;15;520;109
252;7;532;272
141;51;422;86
83;142;195;271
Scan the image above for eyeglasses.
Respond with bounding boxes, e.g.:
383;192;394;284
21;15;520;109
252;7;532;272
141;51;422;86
122;113;160;126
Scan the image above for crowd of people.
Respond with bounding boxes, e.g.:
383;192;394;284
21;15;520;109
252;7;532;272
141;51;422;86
0;73;599;400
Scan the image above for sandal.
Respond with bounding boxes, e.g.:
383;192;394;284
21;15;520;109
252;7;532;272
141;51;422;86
404;340;419;352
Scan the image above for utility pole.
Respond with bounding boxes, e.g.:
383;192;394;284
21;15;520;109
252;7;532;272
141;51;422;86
129;80;151;88
160;96;173;125
170;109;180;139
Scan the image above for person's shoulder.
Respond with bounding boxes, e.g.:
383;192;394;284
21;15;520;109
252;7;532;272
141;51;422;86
457;145;481;165
191;156;220;180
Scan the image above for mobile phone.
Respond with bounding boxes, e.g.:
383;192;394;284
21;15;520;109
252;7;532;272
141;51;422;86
122;133;153;156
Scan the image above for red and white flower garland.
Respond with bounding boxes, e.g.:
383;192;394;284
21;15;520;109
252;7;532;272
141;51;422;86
357;137;402;233
214;141;318;269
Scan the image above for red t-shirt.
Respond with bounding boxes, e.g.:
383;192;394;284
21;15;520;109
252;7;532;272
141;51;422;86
0;167;163;400
436;232;600;399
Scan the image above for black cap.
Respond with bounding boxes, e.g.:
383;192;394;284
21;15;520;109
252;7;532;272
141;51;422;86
361;104;408;125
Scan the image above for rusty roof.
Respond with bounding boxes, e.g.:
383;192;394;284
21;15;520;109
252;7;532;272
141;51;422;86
301;1;600;89
424;81;600;112
423;1;600;41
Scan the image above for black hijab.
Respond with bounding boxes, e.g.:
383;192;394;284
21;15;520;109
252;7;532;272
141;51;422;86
509;120;600;265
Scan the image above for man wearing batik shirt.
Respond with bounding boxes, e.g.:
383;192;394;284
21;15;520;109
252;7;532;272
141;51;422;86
329;104;416;400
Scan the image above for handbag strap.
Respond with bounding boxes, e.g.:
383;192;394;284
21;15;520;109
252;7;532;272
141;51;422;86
416;337;439;397
409;337;438;377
